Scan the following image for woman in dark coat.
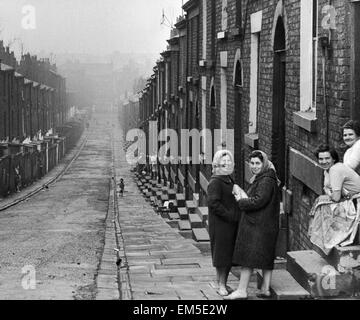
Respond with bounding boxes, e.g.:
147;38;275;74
207;149;240;296
225;150;280;300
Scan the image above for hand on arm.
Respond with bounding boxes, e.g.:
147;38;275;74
330;190;341;202
237;177;273;210
233;184;248;201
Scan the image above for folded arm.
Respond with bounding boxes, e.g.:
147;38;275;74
207;182;237;222
237;177;274;211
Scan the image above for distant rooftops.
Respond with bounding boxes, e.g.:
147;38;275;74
0;62;14;71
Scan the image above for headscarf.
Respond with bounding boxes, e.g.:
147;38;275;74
211;149;234;176
249;150;281;186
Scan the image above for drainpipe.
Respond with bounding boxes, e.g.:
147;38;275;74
321;0;334;145
320;34;331;145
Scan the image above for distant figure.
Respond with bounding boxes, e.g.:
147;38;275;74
119;178;125;196
14;166;21;193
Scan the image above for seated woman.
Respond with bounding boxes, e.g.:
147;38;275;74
225;150;280;300
343;120;360;175
308;145;360;255
317;144;360;202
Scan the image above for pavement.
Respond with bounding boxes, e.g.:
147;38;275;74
110;114;262;300
0;111;261;300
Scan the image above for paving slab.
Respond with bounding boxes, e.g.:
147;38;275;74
257;269;311;300
111;121;262;301
189;213;203;228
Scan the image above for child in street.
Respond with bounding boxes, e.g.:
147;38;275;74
119;178;125;196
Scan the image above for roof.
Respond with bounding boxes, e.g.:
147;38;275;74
24;78;33;85
0;63;14;72
49;69;61;77
40;84;53;90
15;72;24;78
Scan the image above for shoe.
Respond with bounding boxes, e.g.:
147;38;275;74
226;285;234;294
216;288;229;296
223;291;248;300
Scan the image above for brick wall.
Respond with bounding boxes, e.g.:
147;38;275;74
139;0;355;252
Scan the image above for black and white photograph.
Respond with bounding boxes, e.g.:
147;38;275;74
0;0;359;312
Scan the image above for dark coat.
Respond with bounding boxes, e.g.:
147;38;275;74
207;175;240;267
232;169;280;270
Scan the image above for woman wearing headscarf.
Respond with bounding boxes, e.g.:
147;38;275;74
225;150;280;300
207;149;240;296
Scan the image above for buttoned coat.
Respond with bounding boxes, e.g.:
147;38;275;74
207;175;240;267
232;169;280;270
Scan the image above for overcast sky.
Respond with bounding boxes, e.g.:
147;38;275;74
0;0;184;60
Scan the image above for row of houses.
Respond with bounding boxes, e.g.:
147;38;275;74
0;41;80;198
132;0;360;252
0;41;68;142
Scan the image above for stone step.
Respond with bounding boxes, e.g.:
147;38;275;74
161;186;169;194
168;212;180;220
178;207;189;220
176;193;186;207
286;250;355;298
145;191;152;198
188;214;203;228
161;194;169;202
166;219;179;229
195;207;208;223
178;220;192;231
192;228;210;242
179;230;193;240
327;245;360;273
256;269;311;300
168;189;176;200
185;200;197;214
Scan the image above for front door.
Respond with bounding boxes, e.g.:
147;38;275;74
272;17;286;189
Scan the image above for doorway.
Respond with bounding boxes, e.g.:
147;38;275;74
272;17;286;189
234;60;243;184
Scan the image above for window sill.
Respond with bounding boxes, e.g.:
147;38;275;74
217;31;227;40
293;111;317;133
244;133;259;149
